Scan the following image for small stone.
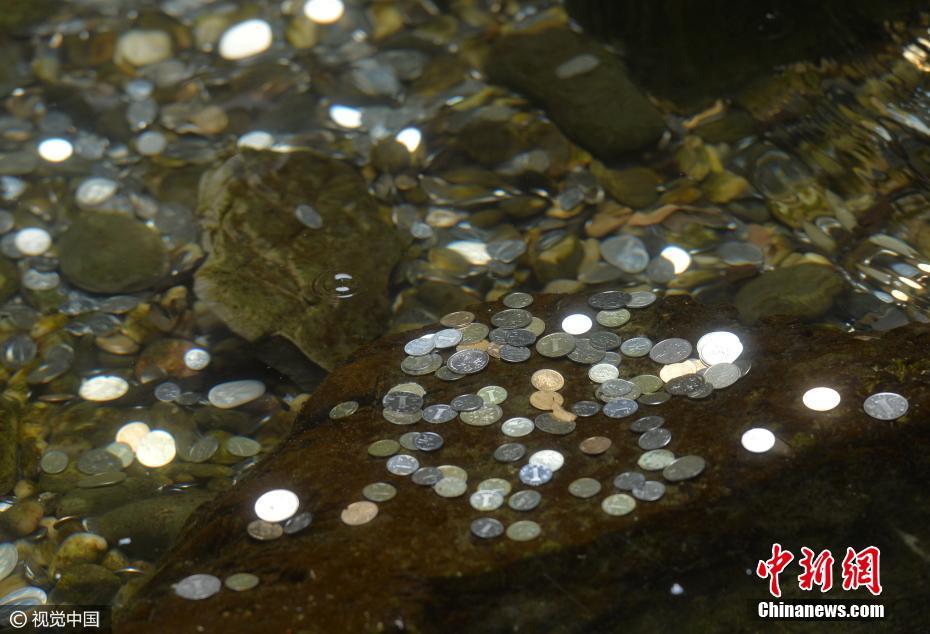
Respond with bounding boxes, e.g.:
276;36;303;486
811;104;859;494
735;264;845;324
115;30;173;67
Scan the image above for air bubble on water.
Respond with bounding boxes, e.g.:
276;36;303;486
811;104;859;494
312;270;359;300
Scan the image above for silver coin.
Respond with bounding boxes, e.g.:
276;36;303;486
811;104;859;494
568;338;605;364
601;493;637;516
863;392;909;420
404;334;436;356
460;405;503;426
470;490;505;512
639;427;672;450
588;290;631;310
227;436;261;457
433;328;463;349
534;413;576;435
362;482;397;502
662;455;706;482
600;351;623;366
386;454;419;476
504;329;536;346
649;338;693;364
529;449;564;472
638;449;676;471
535;332;576;358
639;391;671;405
0;543;17;582
491;308;533;329
632;480;666;501
603;398;639;418
282;511;313;534
599;378;636;399
703;363;741;389
422;404;457;424
630;415;665;432
225;572;260;592
500;344;531;362
620;336;653;357
508;489;542;511
471;517;504;538
78;471;127;488
666;374;706;396
175;573;222;600
600;235;649;273
502;292;534;309
40;450;69;474
459;322;490;344
613;471;646;490
433;476;468;498
687;382;714;399
414;431;444;452
401;352;443;376
383;391;423;413
568;477;602;498
154;382;181;402
383;409;422;425
596;308;631;328
412;466;444;486
451;393;484;412
506;520;541;542
247;520;283;541
501;416;534;437
626;290;657;308
571;400;601;417
478;385;508;405
494;442;526;463
589;331;621;350
435;366;466;381
77;448;123;475
519;463;553;486
187;436;220;463
329;400;359;419
447;349;490;375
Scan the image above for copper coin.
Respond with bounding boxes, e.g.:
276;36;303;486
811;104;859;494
531;369;564;392
341;501;379;526
580;436;612;455
529;390;564;410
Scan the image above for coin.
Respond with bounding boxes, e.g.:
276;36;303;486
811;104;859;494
412;467;444;486
863;392;909;420
703;363;741;389
447;349;490;374
459;323;490;344
254;489;300;523
401;352;443;376
404;334;435;356
530;390;564;410
470;490;505;511
531;369;565;391
247;519;283;541
639;391;671;405
638;449;676;471
741;428;775;453
491;308;533;329
208;379;265;409
588;290;631;310
422;404;457;423
571;401;601;417
79;375;129;402
662;455;706;482
383;391;424;413
519;463;553;486
501;417;534;437
529;449;564;471
494;443;526;463
638;427;672;450
341;501;379;525
589;331;621;350
78;472;127;488
187;436;219;463
568;477;602;498
632;480;666;501
506;520;541;541
478;478;512;496
626;290;657;308
536;333;576;358
478;385;508;405
329;400;359;419
603;399;639;418
579;436;612;455
613;471;646;490
601;493;636;516
696;331;743;365
802;387;841;412
438;465;468;481
567;338;605;364
649;338;693;364
499;344;531;362
433;477;467;498
386;454;419;475
440;311;475;327
283;511;314;534
471;517;505;539
561;313;593;335
502;292;534;309
503;329;536;346
227;436;261;457
225;572;260;592
534;413;576;435
362;482;397;502
601;235;649;273
435;366;465;381
77;448;123;475
433;328;464;348
666;374;706;396
175;574;222;600
414;432;444;452
630;415;665;432
596;308;631;327
451;393;484;412
588;363;619;383
40;450;69;474
368;439;400;457
460;405;503;426
508;489;542;511
0;544;16;583
631;374;663;394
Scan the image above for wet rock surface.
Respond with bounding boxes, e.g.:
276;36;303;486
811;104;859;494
193;150;408;372
116;294;929;633
735;263;847;324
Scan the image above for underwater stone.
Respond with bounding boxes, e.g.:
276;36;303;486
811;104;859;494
50;564;121;605
735;263;846;324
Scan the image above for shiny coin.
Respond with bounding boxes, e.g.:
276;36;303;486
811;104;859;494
78;472;127;488
175;574;222;600
401;352;443;376
499;344;532;362
477;478;511;496
502;292;534;308
530;390;564;410
183;348;211;371
662;455;706;482
434;328;464;348
471;517;504;538
79;375;129;401
404;335;436;356
802;387;841;411
630;415;665;433
414;432;444;452
639;427;672;450
863;392;909;420
589;363;620;383
433;477;467;498
460;405;502;426
329;401;359;419
283;511;314;534
601;235;649;273
77;449;123;475
601;493;636;516
638;449;676;471
696;331;743;365
478;385;508;405
451;393;484;412
580;436;612;455
531;369;565;391
504;491;539;513
247;519;283;541
153;382;181;402
620;337;653;357
741;428;776;453
40;450;69;474
383;391;423;413
613;471;646;490
422;404;457;424
506;520;541;541
362;482;397;502
491;308;533;329
494;443;526;463
603;399;639;418
227;436;261;457
0;544;16;583
368;439;400;457
341;501;378;525
596;308;631;327
447;349;490;374
440;311;475;327
571;400;601;417
703;363;741;389
254;489;299;522
411;467;444;486
529;449;564;472
626;290;657;308
470;490;505;511
568;477;602;498
225;573;260;592
632;480;666;502
208;379;265;409
588;290;631;310
534;413;576;435
502;417;534;437
649;338;693;364
519;463;553;486
561;314;593;335
386;454;419;475
535;333;576;358
437;465;468;481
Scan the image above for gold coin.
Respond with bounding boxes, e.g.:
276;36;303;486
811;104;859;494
529;390;564;410
440;311;475;327
531;369;564;392
550;404;577;422
341;501;379;526
579;436;612;455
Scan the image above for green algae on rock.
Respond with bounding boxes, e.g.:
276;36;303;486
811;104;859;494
193;150;407;371
735;263;846;324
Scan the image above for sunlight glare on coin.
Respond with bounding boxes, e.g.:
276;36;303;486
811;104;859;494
741;427;775;453
254;489;300;523
802;387;841;412
561;314;592;335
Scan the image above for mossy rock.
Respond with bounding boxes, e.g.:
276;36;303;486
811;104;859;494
0;257;18;304
735;263;846;324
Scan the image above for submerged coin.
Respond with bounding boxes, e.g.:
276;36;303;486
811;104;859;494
529;449;564;471
596;308;631;327
534;413;576;435
461;405;503;426
632;480;666;502
519;463;553;486
386;454;419;475
440;311;475;327
620;337;653;357
478;385;508;405
499;344;531;362
568;477;602;498
404;334;435;356
508;489;542;511
78;472;127;488
639;391;671;405
247;519;283;541
471;517;505;538
567;338;605;364
451;393;484;412
383;391;423;413
696;331;743;365
613;471;646;491
589;363;620;383
434;328;464;349
703;363;741;389
863;392;909;420
603;399;639;419
588;290;631;310
638;427;672;450
283;511;314;534
175;574;222;600
433;477;468;498
649;338;693;364
638;449;676;471
536;333;575;358
208;380;265;409
40;450;69;474
571;400;601;417
630;415;665;433
362;482;397;502
227;436;261;457
601;493;636;516
579;436;612;455
447;349;490;374
411;467;444;486
506;520;541;541
414;432;444;452
368;439;400;457
530;390;564;410
589;331;621;350
494;443;526;463
225;573;260;592
341;501;379;525
330;401;359;419
478;478;512;496
491;308;533;329
626;291;657;308
502;292;534;309
77;449;123;475
501;417;534;437
531;369;565;391
662;455;706;482
666;374;706;396
470;490;505;511
422;404;457;424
